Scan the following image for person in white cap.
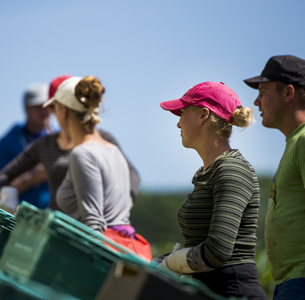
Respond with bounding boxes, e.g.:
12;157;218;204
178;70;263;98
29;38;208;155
44;75;151;260
0;83;51;209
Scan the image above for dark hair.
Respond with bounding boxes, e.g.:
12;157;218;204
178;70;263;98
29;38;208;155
73;76;105;133
275;81;305;106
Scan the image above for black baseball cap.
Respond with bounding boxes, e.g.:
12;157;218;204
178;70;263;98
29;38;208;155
244;55;305;89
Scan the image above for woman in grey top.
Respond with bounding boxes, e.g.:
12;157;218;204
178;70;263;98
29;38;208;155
44;75;151;263
44;75;132;233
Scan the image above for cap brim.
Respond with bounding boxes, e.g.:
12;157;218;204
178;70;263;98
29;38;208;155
243;76;270;89
42;97;56;108
25;98;49;107
160;99;190;116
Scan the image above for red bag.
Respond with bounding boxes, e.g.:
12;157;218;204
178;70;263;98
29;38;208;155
104;228;152;261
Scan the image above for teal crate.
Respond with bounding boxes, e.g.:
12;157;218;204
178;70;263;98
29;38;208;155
0;269;81;300
0;203;245;300
0;202;147;300
97;261;236;300
0;208;16;258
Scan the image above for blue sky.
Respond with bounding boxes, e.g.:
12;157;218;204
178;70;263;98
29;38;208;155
1;0;304;191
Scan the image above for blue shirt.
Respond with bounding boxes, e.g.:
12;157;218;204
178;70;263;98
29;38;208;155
0;124;49;208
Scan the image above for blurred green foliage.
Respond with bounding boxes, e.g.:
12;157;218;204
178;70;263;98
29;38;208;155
130;175;275;299
130;192;185;254
256;249;274;299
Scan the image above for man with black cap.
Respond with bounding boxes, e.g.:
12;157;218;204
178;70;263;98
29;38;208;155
244;55;305;299
0;83;51;209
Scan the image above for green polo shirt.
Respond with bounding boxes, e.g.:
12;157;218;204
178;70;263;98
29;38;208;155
265;123;305;285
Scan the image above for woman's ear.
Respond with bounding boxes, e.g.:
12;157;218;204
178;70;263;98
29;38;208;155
63;106;69;119
199;108;209;125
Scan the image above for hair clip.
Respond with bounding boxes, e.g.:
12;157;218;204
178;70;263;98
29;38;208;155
80;97;88;104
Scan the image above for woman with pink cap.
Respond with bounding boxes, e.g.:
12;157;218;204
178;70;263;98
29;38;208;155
157;82;267;299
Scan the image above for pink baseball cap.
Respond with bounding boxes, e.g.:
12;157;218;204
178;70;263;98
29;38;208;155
160;81;242;122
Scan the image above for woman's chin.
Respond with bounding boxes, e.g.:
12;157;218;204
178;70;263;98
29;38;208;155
182;140;191;149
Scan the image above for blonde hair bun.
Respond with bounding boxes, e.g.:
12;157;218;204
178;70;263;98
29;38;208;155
231;106;255;128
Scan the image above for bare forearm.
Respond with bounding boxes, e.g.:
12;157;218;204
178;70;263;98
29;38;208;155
10;164;47;194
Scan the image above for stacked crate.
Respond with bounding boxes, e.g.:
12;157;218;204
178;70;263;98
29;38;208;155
0;208;16;258
0;202;145;300
0;269;81;300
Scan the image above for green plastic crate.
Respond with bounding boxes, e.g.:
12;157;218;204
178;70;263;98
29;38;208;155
0;203;245;300
97;261;235;300
0;208;16;258
0;269;81;300
0;202;147;300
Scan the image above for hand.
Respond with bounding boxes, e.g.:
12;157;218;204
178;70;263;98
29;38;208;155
161;243;214;274
0;186;19;214
158;243;194;275
161;248;194;274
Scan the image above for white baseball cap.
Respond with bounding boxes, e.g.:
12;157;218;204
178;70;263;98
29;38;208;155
43;76;87;112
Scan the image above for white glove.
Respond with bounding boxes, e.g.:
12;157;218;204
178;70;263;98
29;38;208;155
161;243;194;274
0;186;19;214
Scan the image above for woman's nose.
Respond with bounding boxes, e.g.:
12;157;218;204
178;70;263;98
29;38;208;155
177;121;181;129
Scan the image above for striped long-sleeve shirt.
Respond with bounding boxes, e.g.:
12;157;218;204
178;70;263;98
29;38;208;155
0;130;140;210
178;149;260;269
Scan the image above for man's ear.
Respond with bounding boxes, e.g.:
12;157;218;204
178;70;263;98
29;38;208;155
199;108;209;125
285;85;295;103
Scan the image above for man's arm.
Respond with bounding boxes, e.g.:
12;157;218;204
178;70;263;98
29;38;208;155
0;136;46;194
10;163;47;194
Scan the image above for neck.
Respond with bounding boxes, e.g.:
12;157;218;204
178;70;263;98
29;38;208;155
69;123;90;146
25;120;47;135
195;135;231;170
280;110;305;138
68;120;102;147
57;129;74;150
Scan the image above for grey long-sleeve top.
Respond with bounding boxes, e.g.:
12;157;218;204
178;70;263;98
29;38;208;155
57;143;131;232
0;130;140;210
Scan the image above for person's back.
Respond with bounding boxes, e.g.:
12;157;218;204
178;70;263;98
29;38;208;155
57;142;131;231
0;83;50;208
244;55;305;299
